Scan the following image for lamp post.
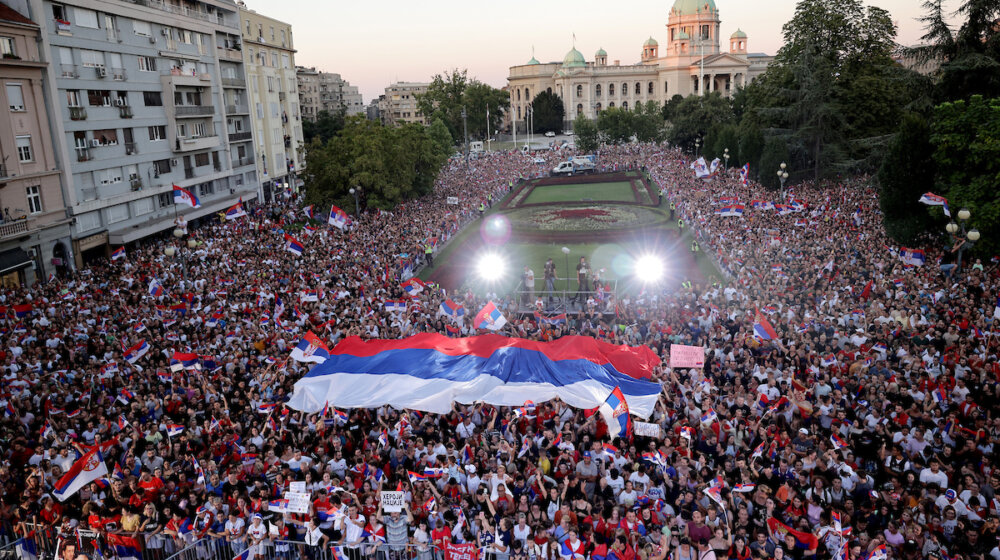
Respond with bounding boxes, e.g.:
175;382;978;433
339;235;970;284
724;148;730;170
694;138;701;158
349;187;359;218
945;207;980;276
166;228;197;284
561;246;571;298
461;106;469;172
777;162;788;199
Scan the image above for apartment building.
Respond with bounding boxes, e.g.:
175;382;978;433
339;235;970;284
381;82;428;126
0;1;72;286
239;5;302;200
295;65;318;121
23;0;257;264
295;66;364;121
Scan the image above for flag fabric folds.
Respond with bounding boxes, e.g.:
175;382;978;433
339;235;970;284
54;448;108;501
473;302;507;331
290;331;331;364
111;247;126;261
753;309;779;340
173;185;201;208
329;205;349;229
224;201;247;221
284;234;304;256
918;192;951;217
286;333;662;417
598;386;632;439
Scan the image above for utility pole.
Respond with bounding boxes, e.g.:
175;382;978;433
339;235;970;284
486;104;491;152
462;106;469;172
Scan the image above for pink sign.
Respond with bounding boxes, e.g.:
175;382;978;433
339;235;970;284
669;344;705;368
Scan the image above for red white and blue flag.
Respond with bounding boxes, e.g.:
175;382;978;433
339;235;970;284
111;247;126;261
898;248;926;267
166;424;184;437
752;309;779;340
918;192;950;217
714;205;745;217
740;163;750;186
534;311;567;326
13;304;32;318
439;299;465;320
53;447;108;501
329;205;350;229
401;279;424;297
224;201;247;221
148;279;164;298
173;184;201;208
598;386;632;439
303;205;315;220
289;331;331;364
124;340;150;364
284;233;305;256
170;352;200;372
473;302;507;331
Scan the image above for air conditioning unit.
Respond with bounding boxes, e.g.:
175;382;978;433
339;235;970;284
148;36;156;44
161;28;169;36
115;99;125;106
90;139;101;147
96;66;107;78
171;159;178;166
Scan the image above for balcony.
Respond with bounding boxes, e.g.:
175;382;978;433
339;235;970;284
130;177;143;190
0;217;30;240
111;68;127;81
284;135;292;148
228;131;252;142
184;167;195;179
226;104;249;114
235;156;254;167
174;105;214;117
69;107;86;120
119;105;133;118
174;135;219;153
221;77;245;88
218;47;242;62
75;147;92;161
125;142;138;155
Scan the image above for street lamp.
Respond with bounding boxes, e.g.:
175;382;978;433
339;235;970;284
694;138;701;158
723;148;730;170
167;228;197;283
946;208;980;276
349;187;359;218
777;162;788;199
561;246;571;297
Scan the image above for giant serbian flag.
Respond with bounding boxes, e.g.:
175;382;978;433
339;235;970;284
286;333;662;417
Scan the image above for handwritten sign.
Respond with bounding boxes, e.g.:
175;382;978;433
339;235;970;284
284;491;312;514
669;344;705;368
445;543;479;560
289;481;306;493
634;421;661;438
381;491;406;512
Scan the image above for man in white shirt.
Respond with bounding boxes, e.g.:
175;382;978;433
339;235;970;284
919;457;950;489
339;504;367;560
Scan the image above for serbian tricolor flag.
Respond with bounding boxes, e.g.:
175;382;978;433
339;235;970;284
303;205;315;220
766;518;819;550
598;386;632;439
407;471;429;483
289;331;331;364
173;184;201;208
124;340;150;364
148;279;164;298
170;352;200;372
166;424;184;437
224;201;247;221
534;312;567;326
752;309;779;340
111;247;126;261
401;279;424;297
329;205;349;229
284;233;305;256
285;333;662;416
13;304;32;318
473;302;507;331
830;433;849;450
53;447;109;501
106;533;143;560
439;299;465;319
918;192;950;217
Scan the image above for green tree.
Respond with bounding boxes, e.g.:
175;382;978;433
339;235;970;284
462;81;510;139
302;108;346;144
666;93;734;152
428;118;454;159
737;123;765;176
416;69;468;140
758;137;790;191
661;94;684;121
910;0;1000;101
877;113;937;244
530;90;565;133
633;101;666;143
930;95;1000;255
573;113;600;153
703;123;739;163
596;107;634;145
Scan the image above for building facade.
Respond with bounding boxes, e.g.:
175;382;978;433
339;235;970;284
380;82;428;126
295;66;364;120
239;6;303;201
0;1;73;286
295;65;319;121
507;0;772;131
24;0;259;265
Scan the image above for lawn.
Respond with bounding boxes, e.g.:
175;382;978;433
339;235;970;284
521;181;637;205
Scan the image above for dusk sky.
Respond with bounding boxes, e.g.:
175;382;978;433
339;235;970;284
261;0;960;103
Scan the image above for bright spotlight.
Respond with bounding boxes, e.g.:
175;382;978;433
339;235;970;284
476;253;506;281
634;255;664;283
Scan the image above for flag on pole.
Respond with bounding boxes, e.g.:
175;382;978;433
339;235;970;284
473;302;507;331
289;331;331;364
598;386;632;439
173;184;202;208
329;205;350;229
284;234;305;256
53;448;108;501
918;192;950;217
224;201;247;221
752;309;779;340
111;247;126;261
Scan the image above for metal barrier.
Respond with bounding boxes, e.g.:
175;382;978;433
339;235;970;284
168;540;437;560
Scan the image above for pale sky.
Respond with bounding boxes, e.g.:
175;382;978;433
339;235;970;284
255;0;960;103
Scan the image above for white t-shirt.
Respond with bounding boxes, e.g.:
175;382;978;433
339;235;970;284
919;468;949;489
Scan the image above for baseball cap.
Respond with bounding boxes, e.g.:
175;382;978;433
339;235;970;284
798;428;809;435
945;489;957;500
583;451;591;458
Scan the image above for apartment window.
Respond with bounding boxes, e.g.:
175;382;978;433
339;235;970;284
271;53;277;67
74;8;98;28
576;84;582;98
194;152;209;167
15;135;33;162
269;26;274;40
93;129;118;146
137;56;156;72
153;159;170;175
133;20;151;36
66;90;81;107
199;182;214;196
87;90;111;106
51;3;66;21
80;49;104;68
267;76;274;92
648;82;654;94
26;186;42;214
6;84;25;111
270;102;279;117
192;122;207;137
176;123;187;138
158;192;173;207
281;54;290;69
256;102;262;118
0;36;14;58
280;29;286;46
106;204;128;224
181;30;192;44
148;125;166;141
257;24;262;39
609;83;615;96
143;91;162;106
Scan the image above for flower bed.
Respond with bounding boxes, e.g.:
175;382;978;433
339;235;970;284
508;205;665;232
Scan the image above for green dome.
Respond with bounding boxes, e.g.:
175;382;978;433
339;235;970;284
730;28;747;39
595;47;607;57
562;47;586;68
676;30;690;40
643;36;658;47
527;56;540;65
671;0;717;15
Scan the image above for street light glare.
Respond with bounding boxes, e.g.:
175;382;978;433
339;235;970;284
635;255;664;283
476;253;506;281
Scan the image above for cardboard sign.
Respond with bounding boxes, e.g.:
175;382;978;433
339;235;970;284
284;491;312;514
634;421;661;438
669;344;705;368
289;481;307;493
445;543;479;560
446;197;459;205
381;491;406;512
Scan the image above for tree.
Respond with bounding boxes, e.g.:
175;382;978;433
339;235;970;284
758;137;790;191
428;118;454;159
910;0;1000;101
877;113;937;244
530;90;565;133
573;114;600;153
462;81;510;139
661;94;684;121
416;69;468;140
302;108;346;145
597;107;634;145
633;101;666;143
704;123;739;163
666;93;734;152
930;95;1000;255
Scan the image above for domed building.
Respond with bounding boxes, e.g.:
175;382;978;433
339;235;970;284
507;0;773;132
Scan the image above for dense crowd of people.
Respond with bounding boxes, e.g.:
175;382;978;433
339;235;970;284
0;141;997;560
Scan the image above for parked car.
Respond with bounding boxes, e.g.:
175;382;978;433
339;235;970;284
544;131;556;137
533;157;546;164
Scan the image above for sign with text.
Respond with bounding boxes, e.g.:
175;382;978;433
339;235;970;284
284;491;312;514
634;421;661;438
289;481;307;493
669;344;705;368
445;543;479;560
381;491;406;512
446;197;459;205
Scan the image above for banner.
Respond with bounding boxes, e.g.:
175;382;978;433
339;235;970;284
445;543;478;560
284;491;312;514
633;421;661;438
446;197;459;205
669;344;705;368
381;491;406;512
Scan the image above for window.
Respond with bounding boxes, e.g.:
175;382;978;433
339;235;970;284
256;102;263;118
132;197;153;216
51;3;66;21
281;54;289;69
622;83;628;96
576;84;582;98
176;123;187;138
270;102;279;117
665;81;669;93
257;23;262;39
608;102;614;108
266;76;274;92
181;30;192;44
148;125;166;141
106;204;129;224
524;88;529;100
153;159;170;175
158;192;173;207
199;182;214;196
609;83;615;96
93;129;118;145
271;53;278;67
193;122;207;137
280;29;286;46
80;49;104;68
596;103;602;112
143;91;162;106
648;82;654;94
15;135;32;162
245;19;251;35
87;90;111;106
74;8;98;28
635;82;641;95
137;56;156;72
133;20;151;36
0;36;14;58
622;101;628;110
595;84;601;97
6;84;24;111
576;104;582;115
701;25;710;40
194;152;209;167
26;186;42;214
66;90;81;107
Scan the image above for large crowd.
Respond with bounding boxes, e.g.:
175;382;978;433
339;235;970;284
1;142;997;560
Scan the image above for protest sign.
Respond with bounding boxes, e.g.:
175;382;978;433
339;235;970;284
381;491;406;512
669;344;705;368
